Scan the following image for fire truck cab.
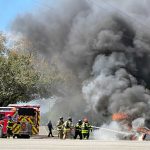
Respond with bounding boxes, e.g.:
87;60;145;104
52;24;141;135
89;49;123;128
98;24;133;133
0;107;16;137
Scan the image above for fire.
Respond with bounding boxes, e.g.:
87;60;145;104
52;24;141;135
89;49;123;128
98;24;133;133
112;112;129;121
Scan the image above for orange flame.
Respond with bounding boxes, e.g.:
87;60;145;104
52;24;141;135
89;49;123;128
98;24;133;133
112;113;129;121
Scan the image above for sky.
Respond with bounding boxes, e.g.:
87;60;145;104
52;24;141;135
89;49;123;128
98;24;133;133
0;0;54;31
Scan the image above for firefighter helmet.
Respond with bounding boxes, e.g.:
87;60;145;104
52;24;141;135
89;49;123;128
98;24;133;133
78;120;82;124
59;117;63;120
68;117;72;121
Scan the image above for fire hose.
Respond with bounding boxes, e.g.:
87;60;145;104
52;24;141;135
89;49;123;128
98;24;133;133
92;126;133;136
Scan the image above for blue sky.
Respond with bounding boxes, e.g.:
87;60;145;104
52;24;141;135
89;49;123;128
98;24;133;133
0;0;55;31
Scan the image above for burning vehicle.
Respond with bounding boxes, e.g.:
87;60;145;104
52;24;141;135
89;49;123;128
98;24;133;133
111;113;150;140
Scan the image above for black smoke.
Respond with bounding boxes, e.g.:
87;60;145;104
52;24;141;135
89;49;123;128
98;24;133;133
12;0;150;124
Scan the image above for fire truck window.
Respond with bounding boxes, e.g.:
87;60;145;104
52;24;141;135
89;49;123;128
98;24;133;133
0;114;5;120
18;108;36;116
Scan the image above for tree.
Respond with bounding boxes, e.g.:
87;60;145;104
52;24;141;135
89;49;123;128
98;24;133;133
0;33;39;106
0;32;6;54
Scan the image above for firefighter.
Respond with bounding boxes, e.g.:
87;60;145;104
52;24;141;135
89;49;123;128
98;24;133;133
7;116;14;138
56;117;64;139
74;120;82;140
47;120;54;137
63;117;74;139
81;118;92;140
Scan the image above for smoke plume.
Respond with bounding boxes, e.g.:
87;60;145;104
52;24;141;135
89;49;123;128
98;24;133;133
12;0;150;127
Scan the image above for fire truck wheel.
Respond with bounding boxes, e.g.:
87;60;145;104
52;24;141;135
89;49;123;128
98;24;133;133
1;134;7;138
16;135;21;138
18;135;30;139
24;135;30;139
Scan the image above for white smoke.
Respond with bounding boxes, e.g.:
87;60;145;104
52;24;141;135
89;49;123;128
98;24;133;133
132;118;145;129
17;97;57;124
93;121;122;140
17;97;56;114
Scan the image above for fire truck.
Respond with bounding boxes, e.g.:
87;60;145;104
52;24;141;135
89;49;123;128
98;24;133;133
0;104;40;138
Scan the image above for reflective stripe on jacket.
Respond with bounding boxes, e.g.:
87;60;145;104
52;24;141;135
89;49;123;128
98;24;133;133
7;120;13;129
75;123;82;131
81;122;92;134
56;120;64;131
63;120;73;130
82;129;89;134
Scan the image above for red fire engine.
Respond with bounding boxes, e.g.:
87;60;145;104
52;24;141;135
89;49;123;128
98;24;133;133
0;104;40;138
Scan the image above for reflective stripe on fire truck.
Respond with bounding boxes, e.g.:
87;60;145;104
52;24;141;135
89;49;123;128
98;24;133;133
32;126;38;134
27;117;38;134
37;111;40;133
12;123;21;134
18;116;39;135
25;117;38;134
18;116;24;122
37;111;40;126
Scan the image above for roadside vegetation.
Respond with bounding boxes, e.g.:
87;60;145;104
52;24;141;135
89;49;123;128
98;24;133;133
0;33;68;106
